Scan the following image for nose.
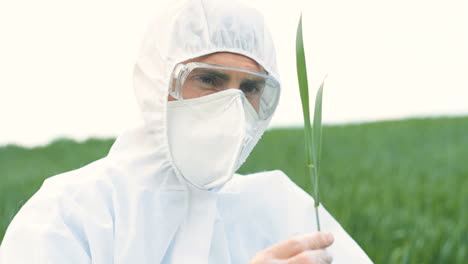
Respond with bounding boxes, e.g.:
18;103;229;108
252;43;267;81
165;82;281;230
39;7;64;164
227;79;242;90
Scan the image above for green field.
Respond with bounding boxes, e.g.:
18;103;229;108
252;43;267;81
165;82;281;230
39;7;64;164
1;117;467;263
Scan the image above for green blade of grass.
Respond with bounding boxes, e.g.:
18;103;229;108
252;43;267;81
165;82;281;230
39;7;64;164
296;13;322;231
312;77;325;214
312;79;324;171
296;14;313;167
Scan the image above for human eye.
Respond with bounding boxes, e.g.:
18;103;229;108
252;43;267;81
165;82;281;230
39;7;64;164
191;69;227;91
191;73;225;92
240;84;258;94
195;75;216;86
240;79;264;95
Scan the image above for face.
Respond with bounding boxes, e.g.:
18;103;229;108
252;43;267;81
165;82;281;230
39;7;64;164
168;52;266;109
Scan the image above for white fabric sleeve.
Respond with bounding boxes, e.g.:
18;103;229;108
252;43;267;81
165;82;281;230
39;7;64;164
0;184;91;264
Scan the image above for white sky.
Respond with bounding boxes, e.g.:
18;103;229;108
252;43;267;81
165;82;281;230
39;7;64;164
1;0;467;146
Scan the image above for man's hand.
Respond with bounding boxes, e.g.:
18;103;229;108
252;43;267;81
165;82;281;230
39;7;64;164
250;232;334;264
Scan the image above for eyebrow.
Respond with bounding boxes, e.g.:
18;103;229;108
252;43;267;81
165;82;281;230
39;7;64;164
197;68;266;85
241;78;266;85
199;69;230;81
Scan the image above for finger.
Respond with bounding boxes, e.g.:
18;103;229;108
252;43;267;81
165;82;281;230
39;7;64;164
265;232;334;259
285;249;333;264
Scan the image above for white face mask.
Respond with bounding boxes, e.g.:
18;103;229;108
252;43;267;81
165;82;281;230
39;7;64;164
167;89;259;190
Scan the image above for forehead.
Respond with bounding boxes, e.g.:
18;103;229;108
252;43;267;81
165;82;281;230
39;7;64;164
182;52;265;74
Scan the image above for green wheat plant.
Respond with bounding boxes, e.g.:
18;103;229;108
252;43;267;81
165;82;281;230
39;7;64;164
296;13;326;231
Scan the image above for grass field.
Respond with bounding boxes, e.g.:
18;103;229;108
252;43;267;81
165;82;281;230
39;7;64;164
1;117;467;263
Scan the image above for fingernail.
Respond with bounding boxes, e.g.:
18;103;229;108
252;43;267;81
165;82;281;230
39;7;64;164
324;232;334;244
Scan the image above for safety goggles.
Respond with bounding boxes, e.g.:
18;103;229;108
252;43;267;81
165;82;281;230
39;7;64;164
169;62;281;120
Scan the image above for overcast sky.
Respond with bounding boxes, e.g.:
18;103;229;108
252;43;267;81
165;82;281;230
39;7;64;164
1;0;467;146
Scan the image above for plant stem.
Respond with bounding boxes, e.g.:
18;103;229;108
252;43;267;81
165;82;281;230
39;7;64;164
296;13;322;231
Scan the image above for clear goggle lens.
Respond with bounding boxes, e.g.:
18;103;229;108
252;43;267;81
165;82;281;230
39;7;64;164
169;62;280;120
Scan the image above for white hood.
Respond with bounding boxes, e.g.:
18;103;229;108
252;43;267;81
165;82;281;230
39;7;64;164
123;0;279;189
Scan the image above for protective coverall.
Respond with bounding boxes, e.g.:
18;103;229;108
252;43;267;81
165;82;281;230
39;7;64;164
0;0;373;263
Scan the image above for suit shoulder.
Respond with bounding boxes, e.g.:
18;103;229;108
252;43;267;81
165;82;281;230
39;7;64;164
8;157;115;230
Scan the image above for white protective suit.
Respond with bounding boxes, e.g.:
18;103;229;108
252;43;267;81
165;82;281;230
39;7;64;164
0;0;373;263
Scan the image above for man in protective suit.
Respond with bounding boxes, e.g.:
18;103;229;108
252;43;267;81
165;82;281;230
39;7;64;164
0;0;373;263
